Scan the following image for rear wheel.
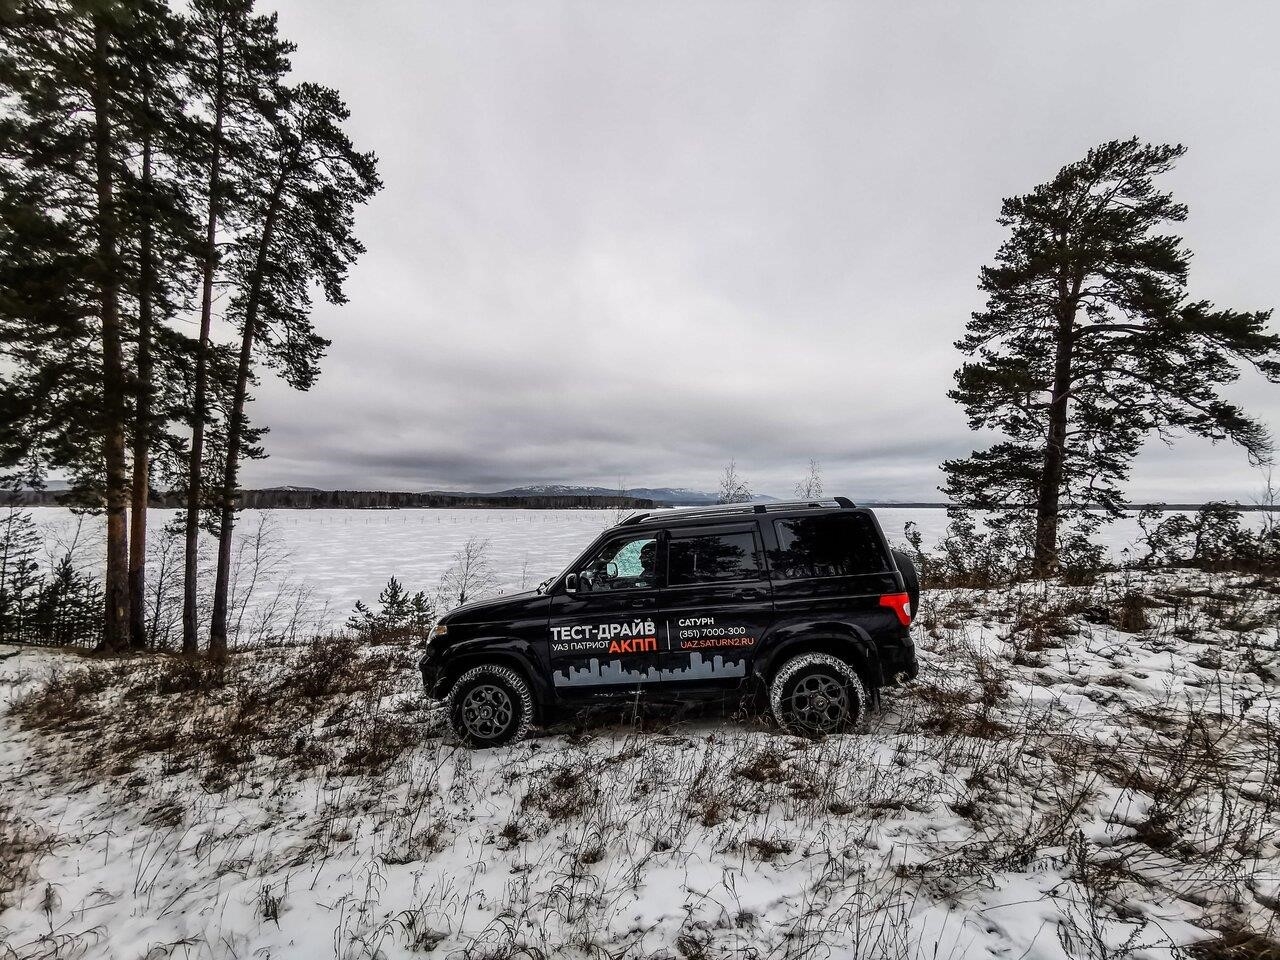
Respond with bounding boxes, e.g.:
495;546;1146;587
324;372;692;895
769;652;866;738
447;663;534;747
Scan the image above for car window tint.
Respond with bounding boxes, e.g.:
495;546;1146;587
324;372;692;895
770;514;889;579
578;534;658;592
668;530;761;585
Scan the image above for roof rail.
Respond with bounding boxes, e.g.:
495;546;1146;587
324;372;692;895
751;496;856;513
618;496;856;527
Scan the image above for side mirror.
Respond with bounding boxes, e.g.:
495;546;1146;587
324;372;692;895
605;561;619;581
564;572;579;593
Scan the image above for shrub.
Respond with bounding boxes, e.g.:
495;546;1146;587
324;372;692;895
909;509;1104;588
0;507;103;648
1136;503;1280;573
347;576;434;643
1115;591;1149;632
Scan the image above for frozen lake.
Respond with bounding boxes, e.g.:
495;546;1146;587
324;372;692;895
23;505;1261;635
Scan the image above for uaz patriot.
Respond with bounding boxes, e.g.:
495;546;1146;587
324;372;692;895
420;498;919;746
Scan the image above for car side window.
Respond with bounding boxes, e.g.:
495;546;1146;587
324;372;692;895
667;529;762;586
770;514;889;579
577;533;659;592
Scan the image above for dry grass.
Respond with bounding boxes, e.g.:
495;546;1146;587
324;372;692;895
3;569;1278;958
0;803;49;914
11;633;431;790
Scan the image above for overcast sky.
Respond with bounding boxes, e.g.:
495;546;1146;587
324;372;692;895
245;0;1280;501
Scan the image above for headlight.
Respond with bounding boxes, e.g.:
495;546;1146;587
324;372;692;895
429;623;448;642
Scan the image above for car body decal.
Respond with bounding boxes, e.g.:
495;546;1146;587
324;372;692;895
550;615;755;687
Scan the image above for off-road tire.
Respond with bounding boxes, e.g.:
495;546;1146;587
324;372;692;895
447;663;534;748
891;549;920;614
769;652;866;738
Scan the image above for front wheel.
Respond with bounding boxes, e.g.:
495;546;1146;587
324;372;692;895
769;652;866;738
447;663;534;747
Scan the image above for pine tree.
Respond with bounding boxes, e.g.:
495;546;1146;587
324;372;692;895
34;552;104;647
117;0;198;650
1;0;207;650
347;576;435;639
0;505;43;643
88;6;135;650
207;81;380;656
180;0;292;655
944;139;1280;574
0;0;141;649
127;77;158;650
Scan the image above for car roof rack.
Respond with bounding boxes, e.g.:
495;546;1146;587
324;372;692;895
618;496;856;527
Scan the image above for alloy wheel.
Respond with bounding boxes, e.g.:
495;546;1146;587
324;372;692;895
784;672;850;735
460;683;514;740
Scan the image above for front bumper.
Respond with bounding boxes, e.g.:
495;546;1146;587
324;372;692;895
419;651;445;698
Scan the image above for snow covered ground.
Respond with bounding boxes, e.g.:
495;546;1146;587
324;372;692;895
1;569;1277;958
25;507;1269;636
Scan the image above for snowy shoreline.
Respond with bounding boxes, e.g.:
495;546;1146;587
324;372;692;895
21;507;1273;631
1;568;1277;958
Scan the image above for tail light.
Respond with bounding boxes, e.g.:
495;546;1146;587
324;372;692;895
880;592;912;626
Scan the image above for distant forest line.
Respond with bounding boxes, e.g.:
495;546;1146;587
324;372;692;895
6;490;1277;512
9;489;658;510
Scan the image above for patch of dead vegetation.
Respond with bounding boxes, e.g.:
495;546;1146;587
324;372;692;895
1189;929;1280;960
0;802;50;912
10;634;429;789
521;764;597;822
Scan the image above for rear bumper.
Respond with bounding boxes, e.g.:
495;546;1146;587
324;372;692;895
879;636;918;683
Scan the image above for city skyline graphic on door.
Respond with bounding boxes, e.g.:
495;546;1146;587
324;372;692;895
551;615;758;687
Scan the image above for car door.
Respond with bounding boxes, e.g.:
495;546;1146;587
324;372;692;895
654;522;773;687
546;529;662;695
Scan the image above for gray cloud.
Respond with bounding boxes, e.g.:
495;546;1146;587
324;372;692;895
242;0;1280;500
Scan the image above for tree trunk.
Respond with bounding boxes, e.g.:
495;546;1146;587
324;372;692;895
208;163;290;658
1033;293;1077;575
182;31;225;656
129;107;154;650
92;15;130;653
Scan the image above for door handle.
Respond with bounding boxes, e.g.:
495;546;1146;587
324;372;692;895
626;598;651;609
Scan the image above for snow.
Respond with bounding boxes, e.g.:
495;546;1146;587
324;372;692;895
23;507;1270;637
1;568;1277;958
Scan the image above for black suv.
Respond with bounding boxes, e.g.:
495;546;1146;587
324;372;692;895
420;498;919;746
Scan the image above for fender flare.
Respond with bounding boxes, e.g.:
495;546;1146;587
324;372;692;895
435;637;551;717
753;622;884;689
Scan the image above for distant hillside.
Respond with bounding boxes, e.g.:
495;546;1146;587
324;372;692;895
496;484;779;505
231;490;657;510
